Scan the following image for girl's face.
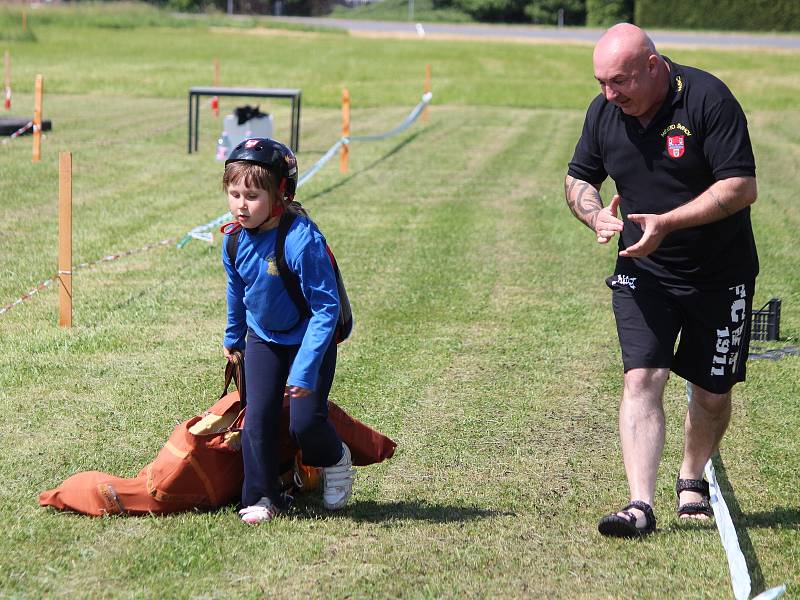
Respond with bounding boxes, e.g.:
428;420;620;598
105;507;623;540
227;181;272;229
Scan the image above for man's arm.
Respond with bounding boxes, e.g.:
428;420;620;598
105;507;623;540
565;175;603;230
621;176;757;258
659;176;756;230
565;174;624;244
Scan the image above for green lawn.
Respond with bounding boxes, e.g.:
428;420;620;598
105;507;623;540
1;5;798;598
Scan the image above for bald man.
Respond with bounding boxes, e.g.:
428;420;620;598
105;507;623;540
565;24;758;537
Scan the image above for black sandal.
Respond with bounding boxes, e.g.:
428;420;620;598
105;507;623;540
676;477;713;518
598;500;656;538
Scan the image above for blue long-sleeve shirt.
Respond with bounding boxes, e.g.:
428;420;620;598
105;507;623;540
222;215;340;390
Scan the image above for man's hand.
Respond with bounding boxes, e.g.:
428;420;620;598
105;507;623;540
619;213;668;258
594;194;624;244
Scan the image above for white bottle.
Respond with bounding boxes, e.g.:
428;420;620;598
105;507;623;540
216;131;231;161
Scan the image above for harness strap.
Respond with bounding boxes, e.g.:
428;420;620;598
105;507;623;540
276;212;312;320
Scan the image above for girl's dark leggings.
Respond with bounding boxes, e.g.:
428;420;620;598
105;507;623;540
241;330;342;507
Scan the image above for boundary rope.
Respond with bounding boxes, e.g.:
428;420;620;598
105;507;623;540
176;91;433;248
0;237;178;315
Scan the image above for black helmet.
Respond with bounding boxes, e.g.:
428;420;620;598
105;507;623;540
225;138;298;201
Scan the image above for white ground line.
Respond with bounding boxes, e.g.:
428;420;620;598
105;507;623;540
688;382;786;600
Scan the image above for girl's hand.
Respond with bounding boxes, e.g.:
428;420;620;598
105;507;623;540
223;347;242;363
286;385;312;399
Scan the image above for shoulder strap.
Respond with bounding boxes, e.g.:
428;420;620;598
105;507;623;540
225;228;241;268
276;212;312;319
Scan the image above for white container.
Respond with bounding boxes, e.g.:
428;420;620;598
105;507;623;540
223;113;274;151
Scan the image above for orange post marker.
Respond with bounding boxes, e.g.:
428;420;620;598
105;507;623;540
3;51;10;110
32;74;43;162
340;88;350;174
423;64;431;122
212;58;221;115
58;152;73;328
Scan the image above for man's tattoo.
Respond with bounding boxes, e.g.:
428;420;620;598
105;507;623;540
565;176;602;230
709;188;732;217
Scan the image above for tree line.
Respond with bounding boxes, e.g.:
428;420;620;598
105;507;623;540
142;0;799;31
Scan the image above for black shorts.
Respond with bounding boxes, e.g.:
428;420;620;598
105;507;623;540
607;271;754;394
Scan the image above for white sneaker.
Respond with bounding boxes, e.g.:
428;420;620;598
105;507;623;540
323;443;356;510
238;497;280;524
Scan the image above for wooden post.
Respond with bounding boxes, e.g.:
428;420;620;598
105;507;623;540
22;11;27;32
3;51;10;110
340;88;350;173
32;74;43;162
58;152;73;328
423;64;431;122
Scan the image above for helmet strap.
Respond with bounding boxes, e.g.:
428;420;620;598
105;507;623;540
220;221;242;235
270;198;285;220
270;204;284;220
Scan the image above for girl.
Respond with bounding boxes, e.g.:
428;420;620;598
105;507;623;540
221;138;355;524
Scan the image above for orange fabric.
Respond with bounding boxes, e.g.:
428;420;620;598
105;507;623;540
39;372;396;516
328;401;397;466
144;391;248;508
39;471;191;516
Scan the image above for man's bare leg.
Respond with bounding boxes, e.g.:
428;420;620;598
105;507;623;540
614;367;670;526
678;383;732;519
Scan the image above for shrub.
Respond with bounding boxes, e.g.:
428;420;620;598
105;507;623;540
635;0;800;32
586;0;632;27
524;0;585;25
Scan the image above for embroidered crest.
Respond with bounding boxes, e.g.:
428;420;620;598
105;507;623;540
667;135;685;158
266;256;279;276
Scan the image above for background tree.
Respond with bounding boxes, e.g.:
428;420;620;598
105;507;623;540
524;0;586;25
586;0;632;26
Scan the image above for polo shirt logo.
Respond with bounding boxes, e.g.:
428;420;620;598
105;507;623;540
667;135;685;158
610;274;637;290
660;123;692;138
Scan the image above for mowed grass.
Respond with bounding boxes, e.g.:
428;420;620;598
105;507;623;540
1;6;799;598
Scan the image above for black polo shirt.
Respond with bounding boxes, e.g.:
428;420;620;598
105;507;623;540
568;57;758;288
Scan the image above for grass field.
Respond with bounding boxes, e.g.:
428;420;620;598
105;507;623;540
1;4;799;598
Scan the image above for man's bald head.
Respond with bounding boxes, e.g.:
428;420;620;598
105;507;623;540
592;23;668;122
594;23;657;68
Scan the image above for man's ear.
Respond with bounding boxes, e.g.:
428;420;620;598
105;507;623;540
647;55;659;77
